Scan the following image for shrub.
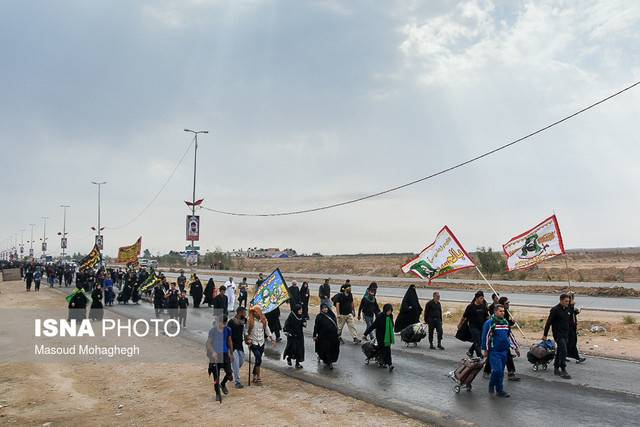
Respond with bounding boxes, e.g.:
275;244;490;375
622;315;636;325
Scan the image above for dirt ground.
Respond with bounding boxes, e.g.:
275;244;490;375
215;249;640;284
0;280;426;427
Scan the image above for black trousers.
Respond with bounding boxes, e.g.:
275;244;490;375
567;328;580;360
238;292;247;308
555;337;568;369
209;354;232;392
428;319;443;345
468;327;483;357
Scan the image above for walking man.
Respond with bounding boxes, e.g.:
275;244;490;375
458;291;489;358
335;285;361;344
318;278;332;308
543;293;573;379
358;285;380;341
424;291;444;350
482;304;519;398
227;307;247;388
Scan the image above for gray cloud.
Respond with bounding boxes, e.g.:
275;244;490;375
1;0;639;257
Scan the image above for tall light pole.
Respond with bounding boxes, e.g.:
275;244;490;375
91;181;106;249
29;223;35;257
59;205;70;257
183;129;208;265
19;229;25;257
41;216;49;257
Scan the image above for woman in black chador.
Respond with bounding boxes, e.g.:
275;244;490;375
313;302;340;369
265;307;282;342
89;283;104;321
394;284;423;332
118;274;133;304
283;304;306;369
190;275;203;308
300;282;310;320
203;278;215;307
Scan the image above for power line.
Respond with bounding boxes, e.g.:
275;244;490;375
107;137;196;230
200;79;640;217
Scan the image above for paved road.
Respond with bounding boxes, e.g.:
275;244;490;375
162;272;640;313
99;299;639;427
187;267;640;290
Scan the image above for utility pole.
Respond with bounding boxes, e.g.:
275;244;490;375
41;216;49;257
29;224;35;257
59;204;70;257
183;129;208;267
19;229;25;257
91;181;106;249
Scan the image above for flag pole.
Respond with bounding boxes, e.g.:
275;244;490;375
474;265;527;339
563;256;572;293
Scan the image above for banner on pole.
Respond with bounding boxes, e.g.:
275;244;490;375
95;235;104;250
61;237;67;249
250;268;289;314
502;214;566;271
79;244;102;271
140;271;161;292
117;237;142;265
186;215;200;241
402;226;475;280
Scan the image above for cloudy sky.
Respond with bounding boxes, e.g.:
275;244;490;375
1;0;639;257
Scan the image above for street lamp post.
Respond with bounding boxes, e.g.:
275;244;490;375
59;205;70;257
183;129;208;266
91;181;106;249
41;216;49;257
29;223;35;257
20;229;25;257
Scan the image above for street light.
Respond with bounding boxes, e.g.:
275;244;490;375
58;205;70;257
28;223;35;257
91;181;106;249
19;229;25;256
183;129;208;266
41;216;49;257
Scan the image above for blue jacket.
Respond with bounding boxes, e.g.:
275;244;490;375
481;316;518;353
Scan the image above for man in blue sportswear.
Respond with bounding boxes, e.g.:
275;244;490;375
482;304;519;398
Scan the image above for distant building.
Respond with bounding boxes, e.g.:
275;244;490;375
240;247;299;258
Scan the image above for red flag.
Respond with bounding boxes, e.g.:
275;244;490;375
185;199;204;207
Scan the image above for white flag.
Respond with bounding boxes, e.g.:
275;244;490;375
503;215;566;271
402;226;475;280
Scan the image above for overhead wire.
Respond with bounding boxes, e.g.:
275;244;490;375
199;80;640;217
106;136;196;230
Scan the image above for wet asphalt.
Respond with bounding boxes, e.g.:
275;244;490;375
162;271;640;313
100;297;640;427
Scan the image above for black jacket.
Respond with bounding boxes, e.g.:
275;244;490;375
288;286;301;309
543;303;572;339
358;295;380;317
318;283;331;299
213;294;228;317
424;300;442;323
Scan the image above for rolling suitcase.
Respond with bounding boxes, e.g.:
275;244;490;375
448;357;484;393
400;323;427;346
362;341;379;364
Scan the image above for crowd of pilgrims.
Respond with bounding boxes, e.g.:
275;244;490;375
17;261;586;403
